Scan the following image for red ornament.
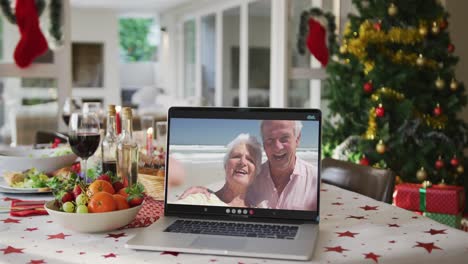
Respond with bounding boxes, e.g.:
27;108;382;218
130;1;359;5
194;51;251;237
435;157;444;170
450;156;459;167
363;82;373;93
439;19;448;30
375;104;385;117
373;21;382;31
433;104;442;116
359;156;370;166
448;43;455;53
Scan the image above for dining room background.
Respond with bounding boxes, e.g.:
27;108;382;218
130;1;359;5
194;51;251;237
0;0;466;217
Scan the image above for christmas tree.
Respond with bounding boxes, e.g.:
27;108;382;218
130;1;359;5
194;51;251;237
322;0;467;186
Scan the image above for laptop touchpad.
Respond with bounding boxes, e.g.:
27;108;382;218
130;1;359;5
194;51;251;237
191;237;246;250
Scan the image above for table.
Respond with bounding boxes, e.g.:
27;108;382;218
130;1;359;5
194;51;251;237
1;184;467;264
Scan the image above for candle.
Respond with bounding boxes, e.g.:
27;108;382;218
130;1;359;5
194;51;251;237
115;106;121;135
146;127;154;159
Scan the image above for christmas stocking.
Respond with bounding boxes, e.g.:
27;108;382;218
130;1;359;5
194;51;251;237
13;0;48;68
306;18;329;67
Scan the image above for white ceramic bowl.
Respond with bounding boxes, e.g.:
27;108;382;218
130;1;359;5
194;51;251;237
0;148;77;175
44;200;142;233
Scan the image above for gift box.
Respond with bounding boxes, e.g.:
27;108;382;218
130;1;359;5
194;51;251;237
393;183;465;215
424;212;462;229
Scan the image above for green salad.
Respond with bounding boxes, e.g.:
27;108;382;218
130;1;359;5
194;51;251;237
10;168;50;188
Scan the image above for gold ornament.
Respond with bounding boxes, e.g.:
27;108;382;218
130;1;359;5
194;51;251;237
388;3;398;16
431;22;440;34
416;54;425;66
450;79;458;91
376;140;386;154
435;77;445;90
418;26;428;37
457;165;464;174
416;167;428;181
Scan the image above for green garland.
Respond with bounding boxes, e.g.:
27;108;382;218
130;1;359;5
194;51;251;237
297;7;338;57
0;0;62;43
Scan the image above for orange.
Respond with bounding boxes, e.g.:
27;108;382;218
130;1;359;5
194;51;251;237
113;194;130;210
117;188;128;198
88;180;115;196
88;192;117;213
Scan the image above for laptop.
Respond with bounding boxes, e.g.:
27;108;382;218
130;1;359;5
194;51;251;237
126;107;321;260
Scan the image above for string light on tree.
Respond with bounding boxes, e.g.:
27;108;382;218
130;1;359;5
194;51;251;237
376;140;386;154
375;104;385;117
435;77;445;90
416;167;428;181
433;103;442;116
456;165;464;174
431;21;440;34
388;3;398;16
435;156;444;170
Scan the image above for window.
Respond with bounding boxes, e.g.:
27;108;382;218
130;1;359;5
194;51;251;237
119;18;158;62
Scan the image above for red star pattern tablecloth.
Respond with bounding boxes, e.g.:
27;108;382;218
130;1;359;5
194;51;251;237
1;183;467;264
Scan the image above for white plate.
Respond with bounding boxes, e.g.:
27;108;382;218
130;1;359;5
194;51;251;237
0;178;52;193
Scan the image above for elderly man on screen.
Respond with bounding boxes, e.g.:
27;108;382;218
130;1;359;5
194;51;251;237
180;120;318;211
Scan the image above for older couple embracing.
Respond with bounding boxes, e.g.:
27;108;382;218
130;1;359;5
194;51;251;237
176;120;318;211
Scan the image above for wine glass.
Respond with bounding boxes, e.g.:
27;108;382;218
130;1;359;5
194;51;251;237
68;112;101;183
62;97;81;126
83;102;105;128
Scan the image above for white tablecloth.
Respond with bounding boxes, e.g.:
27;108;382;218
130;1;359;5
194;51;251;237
1;184;467;264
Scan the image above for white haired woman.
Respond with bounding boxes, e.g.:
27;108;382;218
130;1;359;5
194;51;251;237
176;133;262;207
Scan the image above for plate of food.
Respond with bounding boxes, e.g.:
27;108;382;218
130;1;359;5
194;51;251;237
0;147;77;193
0;168;53;193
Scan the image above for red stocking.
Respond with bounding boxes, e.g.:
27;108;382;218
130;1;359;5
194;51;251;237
13;0;48;68
306;18;329;67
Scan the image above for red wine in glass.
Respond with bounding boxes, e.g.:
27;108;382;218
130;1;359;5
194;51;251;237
69;133;100;159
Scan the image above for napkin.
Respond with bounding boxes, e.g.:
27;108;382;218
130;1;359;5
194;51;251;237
10;200;48;217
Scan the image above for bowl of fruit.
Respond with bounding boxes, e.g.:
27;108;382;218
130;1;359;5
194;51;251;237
44;173;145;233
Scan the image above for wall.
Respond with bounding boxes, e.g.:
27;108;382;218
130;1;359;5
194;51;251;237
446;0;468;127
70;8;120;106
120;62;158;88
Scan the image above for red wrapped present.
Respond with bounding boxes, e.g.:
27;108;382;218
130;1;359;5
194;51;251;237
393;183;465;215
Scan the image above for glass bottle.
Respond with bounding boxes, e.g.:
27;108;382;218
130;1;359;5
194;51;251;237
116;107;139;187
101;104;117;176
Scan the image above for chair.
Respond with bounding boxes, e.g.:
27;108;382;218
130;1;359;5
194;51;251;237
321;158;396;203
34;130;68;148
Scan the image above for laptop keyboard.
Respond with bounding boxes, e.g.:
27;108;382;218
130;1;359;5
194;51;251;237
164;220;299;239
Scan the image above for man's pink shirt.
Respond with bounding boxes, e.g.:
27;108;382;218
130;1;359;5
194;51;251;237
249;157;318;211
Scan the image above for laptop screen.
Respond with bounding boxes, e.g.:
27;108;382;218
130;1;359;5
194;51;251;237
165;107;321;221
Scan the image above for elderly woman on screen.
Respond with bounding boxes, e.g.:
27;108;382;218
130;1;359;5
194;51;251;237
176;133;262;207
